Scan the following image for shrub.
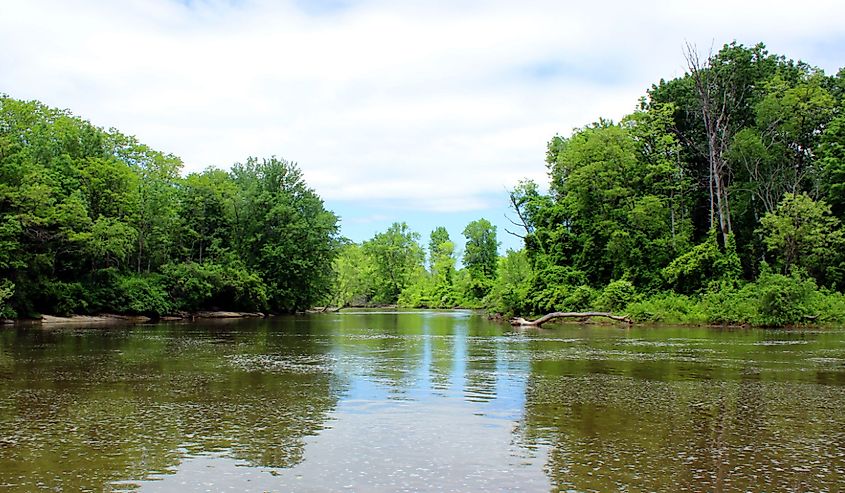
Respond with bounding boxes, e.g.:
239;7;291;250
700;270;819;326
563;285;598;311
0;279;15;318
162;261;269;312
753;270;817;326
625;292;706;324
597;280;636;312
810;289;845;323
41;280;89;316
701;282;758;325
108;274;173;316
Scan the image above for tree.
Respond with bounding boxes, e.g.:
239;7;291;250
363;222;424;304
428;227;457;306
231;157;340;312
330;243;374;307
758;193;843;285
684;43;738;244
462;219;498;299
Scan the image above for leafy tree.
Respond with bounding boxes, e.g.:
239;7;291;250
330;243;374;307
758;193;844;285
363;222;424;304
230;157;340;312
428;226;457;306
462;219;498;300
0;95;340;317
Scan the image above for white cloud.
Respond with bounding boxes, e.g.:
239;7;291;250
1;0;843;215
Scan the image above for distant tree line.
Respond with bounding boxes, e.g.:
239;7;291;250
0;95;339;318
329;219;500;309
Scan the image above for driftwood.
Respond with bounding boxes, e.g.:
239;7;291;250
510;311;633;327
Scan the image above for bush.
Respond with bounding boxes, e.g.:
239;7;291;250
527;265;588;313
563;285;598;311
597;280;636;311
41;280;89;316
701;270;819;326
0;279;15;318
701;282;758;325
114;274;173;316
625;292;706;324
754;270;817;326
162;261;269;312
809;289;845;323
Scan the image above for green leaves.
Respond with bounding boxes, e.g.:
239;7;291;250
0;95;339;316
363;222;424;304
758;193;844;285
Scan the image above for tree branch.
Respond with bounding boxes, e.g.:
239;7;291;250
510;311;633;327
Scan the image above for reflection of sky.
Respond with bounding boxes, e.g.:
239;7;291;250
266;312;545;491
133;311;545;492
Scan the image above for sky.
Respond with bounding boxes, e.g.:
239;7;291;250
1;0;844;255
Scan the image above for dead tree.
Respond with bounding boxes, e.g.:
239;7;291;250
510;312;633;327
685;43;736;245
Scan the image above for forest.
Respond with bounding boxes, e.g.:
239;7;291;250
0;96;339;318
329;42;845;326
2;42;845;326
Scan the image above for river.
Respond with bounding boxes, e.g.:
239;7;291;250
1;310;844;491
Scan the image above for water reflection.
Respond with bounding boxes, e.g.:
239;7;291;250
1;315;845;491
518;326;845;491
0;323;341;491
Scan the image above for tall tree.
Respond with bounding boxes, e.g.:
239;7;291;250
462;219;498;299
363;222;424;304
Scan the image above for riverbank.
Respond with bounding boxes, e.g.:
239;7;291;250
5;311;267;326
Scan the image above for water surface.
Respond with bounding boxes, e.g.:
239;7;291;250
1;311;845;491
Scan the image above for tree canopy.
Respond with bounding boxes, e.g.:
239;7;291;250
0;95;339;317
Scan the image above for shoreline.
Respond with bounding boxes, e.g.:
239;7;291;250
1;308;828;330
4;311;267;326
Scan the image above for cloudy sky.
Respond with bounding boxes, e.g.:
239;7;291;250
2;0;844;253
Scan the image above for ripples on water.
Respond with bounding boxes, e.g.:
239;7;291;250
1;313;845;491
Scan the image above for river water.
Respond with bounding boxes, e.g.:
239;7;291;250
1;310;844;492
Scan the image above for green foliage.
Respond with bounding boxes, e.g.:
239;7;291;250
662;231;741;293
625;292;705;324
462;219;499;300
231;157;340;312
486;249;532;316
41;281;89;316
481;43;845;326
0;95;338;317
527;265;589;312
362;222;424;304
758;193;844;285
563;285;598;312
330;243;374;307
820;113;845;217
699;267;819;326
112;274;173;316
754;270;818;326
597;280;636;312
163;262;268;313
0;279;14;318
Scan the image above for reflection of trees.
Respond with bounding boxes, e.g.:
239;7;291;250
321;312;428;394
0;321;341;492
517;327;845;491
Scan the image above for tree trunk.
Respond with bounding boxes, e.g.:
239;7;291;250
687;44;734;245
510;312;633;327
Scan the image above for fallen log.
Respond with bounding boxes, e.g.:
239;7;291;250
510;311;633;327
